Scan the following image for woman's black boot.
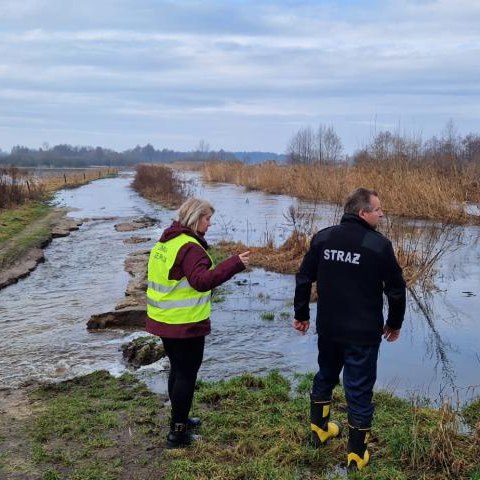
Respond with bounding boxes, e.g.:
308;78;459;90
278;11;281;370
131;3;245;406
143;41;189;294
166;422;201;449
187;417;202;430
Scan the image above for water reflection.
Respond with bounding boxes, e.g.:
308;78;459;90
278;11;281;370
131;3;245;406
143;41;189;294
409;288;456;389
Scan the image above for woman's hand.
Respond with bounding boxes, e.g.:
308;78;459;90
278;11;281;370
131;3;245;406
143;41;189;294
238;251;250;267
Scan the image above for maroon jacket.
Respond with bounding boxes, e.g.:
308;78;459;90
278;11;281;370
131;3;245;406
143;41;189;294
146;221;245;338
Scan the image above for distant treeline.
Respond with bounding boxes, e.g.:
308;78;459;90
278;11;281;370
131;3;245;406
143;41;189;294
287;120;480;169
0;144;286;168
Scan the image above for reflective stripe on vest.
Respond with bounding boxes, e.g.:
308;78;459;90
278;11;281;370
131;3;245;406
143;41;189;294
146;233;213;325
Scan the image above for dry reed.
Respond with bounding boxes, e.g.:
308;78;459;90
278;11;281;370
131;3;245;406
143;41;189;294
0;167;116;210
0;167;45;209
405;402;476;478
40;168;117;193
202;161;478;223
131;164;189;208
205;161;469;289
217;232;309;275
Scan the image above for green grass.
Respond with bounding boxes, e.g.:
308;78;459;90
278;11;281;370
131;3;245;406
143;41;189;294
0;171;118;271
212;284;230;304
1;371;478;480
19;371;164;479
0;202;56;269
260;311;275;320
209;246;229;265
0;201;51;243
462;396;480;428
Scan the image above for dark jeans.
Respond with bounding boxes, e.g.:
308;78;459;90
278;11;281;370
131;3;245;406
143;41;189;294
312;335;380;428
161;336;205;424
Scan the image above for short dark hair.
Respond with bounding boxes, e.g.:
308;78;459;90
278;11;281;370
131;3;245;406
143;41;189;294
344;188;379;215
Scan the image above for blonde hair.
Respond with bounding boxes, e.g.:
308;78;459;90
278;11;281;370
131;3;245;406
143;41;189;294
178;198;215;232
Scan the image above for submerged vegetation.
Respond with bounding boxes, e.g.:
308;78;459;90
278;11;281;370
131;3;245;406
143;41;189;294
1;370;478;480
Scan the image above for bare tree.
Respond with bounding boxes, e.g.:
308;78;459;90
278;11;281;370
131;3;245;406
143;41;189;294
286;126;316;164
194;140;211;161
317;125;343;164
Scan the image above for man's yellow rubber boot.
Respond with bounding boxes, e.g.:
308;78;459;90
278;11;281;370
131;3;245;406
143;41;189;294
310;398;342;447
347;425;371;471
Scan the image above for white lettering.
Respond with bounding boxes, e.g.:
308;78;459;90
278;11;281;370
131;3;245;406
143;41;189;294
323;249;361;264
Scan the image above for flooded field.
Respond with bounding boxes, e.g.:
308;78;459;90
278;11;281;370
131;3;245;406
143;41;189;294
0;171;479;404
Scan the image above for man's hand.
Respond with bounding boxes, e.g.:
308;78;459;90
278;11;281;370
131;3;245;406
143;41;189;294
292;319;310;334
383;325;400;342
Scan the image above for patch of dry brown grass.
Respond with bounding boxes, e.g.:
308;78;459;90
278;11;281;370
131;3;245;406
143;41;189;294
217;218;462;291
172;161;205;171
40;168;117;193
0;167;45;209
131;164;189;208
203;161;478;223
217;231;309;275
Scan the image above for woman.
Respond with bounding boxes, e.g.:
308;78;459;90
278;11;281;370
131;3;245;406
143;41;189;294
146;197;250;448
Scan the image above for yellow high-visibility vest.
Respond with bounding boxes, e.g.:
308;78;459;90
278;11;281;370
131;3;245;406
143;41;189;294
146;234;213;324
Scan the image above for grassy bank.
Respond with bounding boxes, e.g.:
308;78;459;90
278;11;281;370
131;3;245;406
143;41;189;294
0;168;118;271
202;161;478;224
1;371;478;480
0;202;60;269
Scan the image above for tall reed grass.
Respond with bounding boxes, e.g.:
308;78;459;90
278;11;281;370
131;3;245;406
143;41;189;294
202;161;478;223
131;164;189;208
209;161;466;289
0;167;45;209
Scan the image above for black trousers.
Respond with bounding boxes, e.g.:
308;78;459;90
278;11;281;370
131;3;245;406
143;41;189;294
161;336;205;424
312;335;380;428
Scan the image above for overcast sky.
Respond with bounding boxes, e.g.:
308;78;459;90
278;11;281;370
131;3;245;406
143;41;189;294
1;0;479;154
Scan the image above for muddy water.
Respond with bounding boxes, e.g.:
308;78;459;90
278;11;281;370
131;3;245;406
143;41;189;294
1;171;479;404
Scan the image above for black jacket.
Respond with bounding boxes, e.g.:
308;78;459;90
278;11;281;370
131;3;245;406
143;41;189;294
294;213;406;345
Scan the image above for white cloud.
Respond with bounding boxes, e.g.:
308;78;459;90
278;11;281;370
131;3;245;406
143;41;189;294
0;0;479;152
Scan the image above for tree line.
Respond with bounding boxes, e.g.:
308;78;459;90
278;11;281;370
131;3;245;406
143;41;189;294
0;143;286;168
287;120;480;170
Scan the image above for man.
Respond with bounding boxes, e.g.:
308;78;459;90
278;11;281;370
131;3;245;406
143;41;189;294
293;187;406;471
